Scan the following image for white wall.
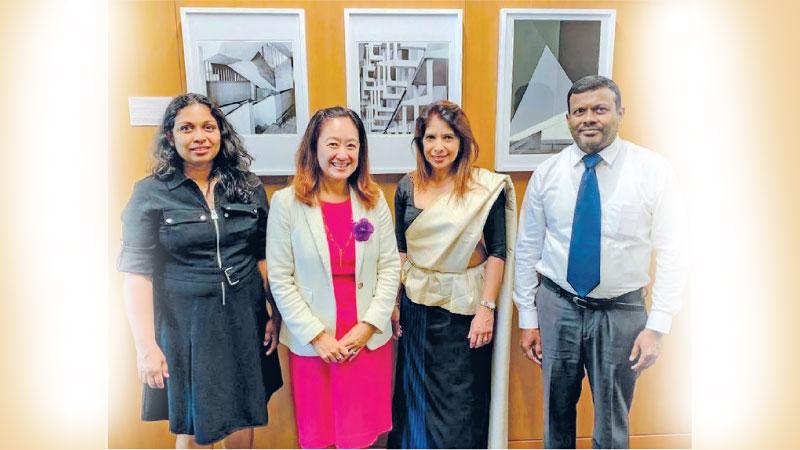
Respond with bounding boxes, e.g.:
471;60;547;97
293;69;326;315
207;81;250;106
275;60;294;92
253;96;278;126
227;103;253;134
253;90;295;128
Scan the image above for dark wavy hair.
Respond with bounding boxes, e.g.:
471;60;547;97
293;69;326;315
291;106;380;209
152;93;258;203
412;100;478;199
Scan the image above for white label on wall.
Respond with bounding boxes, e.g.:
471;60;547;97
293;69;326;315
128;97;173;126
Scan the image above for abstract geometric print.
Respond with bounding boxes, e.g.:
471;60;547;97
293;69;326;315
358;42;449;134
509;20;601;155
198;41;297;135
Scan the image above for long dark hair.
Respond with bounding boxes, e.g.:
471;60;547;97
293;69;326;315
152;93;259;203
291;106;380;209
412;100;479;199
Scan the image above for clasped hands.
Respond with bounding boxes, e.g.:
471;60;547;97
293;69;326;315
311;322;377;363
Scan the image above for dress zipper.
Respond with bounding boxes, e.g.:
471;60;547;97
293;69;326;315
210;208;226;306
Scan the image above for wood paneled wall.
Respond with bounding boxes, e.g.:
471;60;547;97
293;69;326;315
109;1;691;447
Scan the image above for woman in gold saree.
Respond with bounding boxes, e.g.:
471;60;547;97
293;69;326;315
388;101;516;448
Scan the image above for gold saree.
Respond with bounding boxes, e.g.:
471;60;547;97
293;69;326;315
401;167;517;448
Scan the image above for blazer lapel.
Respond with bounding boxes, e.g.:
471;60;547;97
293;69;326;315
302;202;332;284
351;190;365;280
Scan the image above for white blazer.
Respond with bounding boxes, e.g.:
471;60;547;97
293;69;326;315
266;186;400;356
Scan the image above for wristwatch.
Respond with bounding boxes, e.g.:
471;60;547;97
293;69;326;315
479;299;497;311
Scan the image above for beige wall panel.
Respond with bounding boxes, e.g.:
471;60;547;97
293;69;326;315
109;1;184;448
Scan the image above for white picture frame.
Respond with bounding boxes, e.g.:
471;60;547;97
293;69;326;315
180;7;310;175
344;9;463;174
495;9;615;171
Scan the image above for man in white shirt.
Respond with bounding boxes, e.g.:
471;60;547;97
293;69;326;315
513;76;685;448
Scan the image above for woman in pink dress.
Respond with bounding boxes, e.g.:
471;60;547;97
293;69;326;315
266;106;400;448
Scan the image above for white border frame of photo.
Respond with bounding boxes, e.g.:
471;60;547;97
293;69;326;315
344;8;463;174
494;9;616;172
180;7;310;176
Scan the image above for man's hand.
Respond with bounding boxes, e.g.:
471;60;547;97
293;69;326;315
629;328;663;372
520;328;543;366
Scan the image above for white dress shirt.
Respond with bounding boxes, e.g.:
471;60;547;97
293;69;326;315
513;138;686;334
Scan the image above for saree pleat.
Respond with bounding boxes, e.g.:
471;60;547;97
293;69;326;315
389;291;492;449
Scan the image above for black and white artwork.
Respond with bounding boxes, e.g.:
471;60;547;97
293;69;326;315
508;20;600;155
199;41;296;135
181;7;310;175
358;42;449;134
495;9;615;171
345;9;462;173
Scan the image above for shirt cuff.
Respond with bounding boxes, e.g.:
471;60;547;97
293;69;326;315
518;309;539;329
646;310;673;334
117;247;154;275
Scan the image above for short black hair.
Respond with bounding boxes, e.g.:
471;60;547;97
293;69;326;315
567;75;622;112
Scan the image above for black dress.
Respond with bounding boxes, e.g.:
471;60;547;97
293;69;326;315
388;175;505;449
118;171;282;445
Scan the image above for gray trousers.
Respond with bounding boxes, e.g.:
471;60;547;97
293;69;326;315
537;282;647;449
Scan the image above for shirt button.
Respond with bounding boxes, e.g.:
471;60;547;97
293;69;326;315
357;282;364;289
165;218;173;224
200;214;206;221
224;213;229;218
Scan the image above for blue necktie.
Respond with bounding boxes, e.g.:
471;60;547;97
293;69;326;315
567;153;602;298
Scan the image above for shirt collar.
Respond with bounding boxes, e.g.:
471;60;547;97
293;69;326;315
165;170;192;190
570;136;622;168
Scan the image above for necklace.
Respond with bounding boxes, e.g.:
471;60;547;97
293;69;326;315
322;220;353;268
321;207;354;269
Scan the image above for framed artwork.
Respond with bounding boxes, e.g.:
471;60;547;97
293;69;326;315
344;9;463;174
180;8;310;175
494;9;615;171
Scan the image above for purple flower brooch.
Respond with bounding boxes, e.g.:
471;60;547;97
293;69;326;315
352;218;375;242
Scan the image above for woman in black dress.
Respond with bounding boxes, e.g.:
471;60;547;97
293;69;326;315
118;93;282;448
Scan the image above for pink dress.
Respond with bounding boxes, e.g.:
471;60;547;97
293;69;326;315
288;199;393;449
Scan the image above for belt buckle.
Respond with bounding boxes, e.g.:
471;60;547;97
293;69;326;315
571;295;588;309
223;267;240;286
